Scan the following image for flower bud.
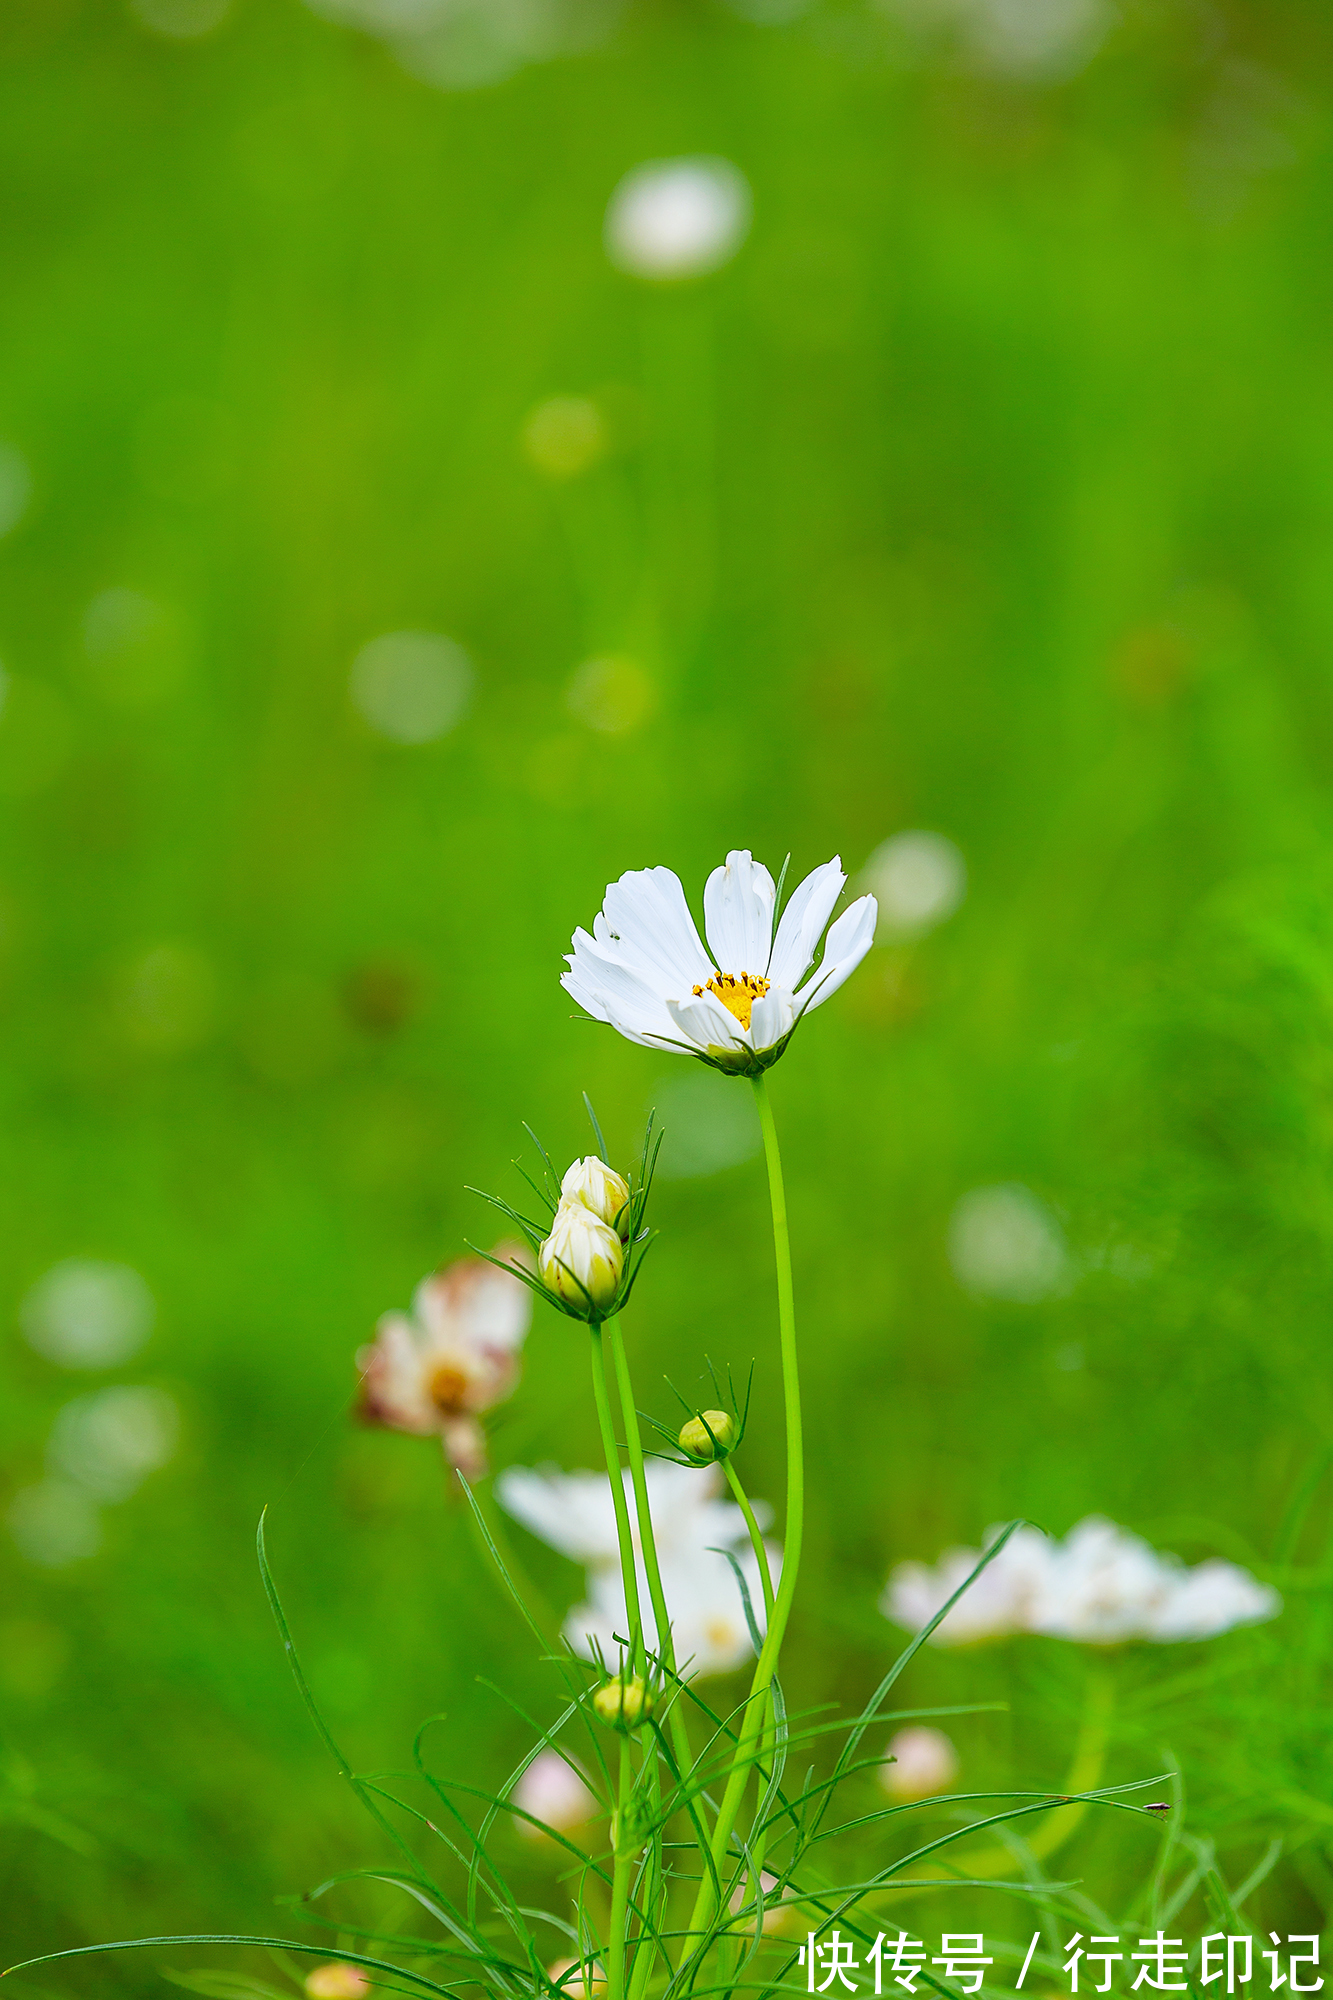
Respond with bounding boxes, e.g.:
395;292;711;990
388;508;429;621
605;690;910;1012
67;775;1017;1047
592;1673;654;1730
539;1199;624;1315
560;1156;632;1241
678;1409;736;1461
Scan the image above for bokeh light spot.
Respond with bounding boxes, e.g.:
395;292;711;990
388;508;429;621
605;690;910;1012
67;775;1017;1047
20;1260;156;1369
522;397;607;479
565;656;656;735
47;1387;180;1502
862;831;966;940
652;1071;761;1180
949;1185;1069;1303
130;0;232;40
8;1482;102;1568
351;631;473;744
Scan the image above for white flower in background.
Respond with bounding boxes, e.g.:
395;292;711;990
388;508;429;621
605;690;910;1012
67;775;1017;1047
497;1459;780;1677
879;1725;959;1800
304;0;623;93
883;1518;1281;1647
514;1749;600;1836
358;1248;531;1478
20;1259;156;1368
605;159;751;282
949;1184;1069;1302
728;1868;791;1935
861;831;966;941
47;1387;179;1502
563;850;877;1075
560;1156;632;1238
538;1199;624;1313
350;631;472;744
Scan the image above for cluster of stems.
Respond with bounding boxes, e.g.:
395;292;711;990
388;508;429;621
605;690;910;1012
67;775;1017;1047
588;1072;802;2000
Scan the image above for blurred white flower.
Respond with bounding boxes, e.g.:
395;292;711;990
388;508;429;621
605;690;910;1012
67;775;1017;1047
949;1184;1069;1302
8;1481;102;1568
563;850;877;1075
350;631;472;744
514;1748;599;1836
0;443;32;537
305;0;622;92
358;1247;531;1477
879;1725;959;1799
47;1387;179;1502
605;158;751;282
861;831;965;940
497;1459;780;1677
883;1518;1281;1647
20;1260;156;1369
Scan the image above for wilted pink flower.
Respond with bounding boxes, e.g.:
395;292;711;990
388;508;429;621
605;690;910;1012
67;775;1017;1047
357;1246;531;1477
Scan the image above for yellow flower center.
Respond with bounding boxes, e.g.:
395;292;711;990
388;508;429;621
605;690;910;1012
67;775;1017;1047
429;1363;469;1414
691;970;770;1030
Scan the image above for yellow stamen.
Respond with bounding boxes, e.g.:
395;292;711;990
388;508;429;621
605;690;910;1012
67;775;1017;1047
429;1363;469;1414
691;969;770;1030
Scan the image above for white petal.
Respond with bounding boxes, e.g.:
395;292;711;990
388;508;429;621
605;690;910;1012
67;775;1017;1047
766;858;845;990
497;1466;624;1562
599;866;713;992
746;985;795;1053
563;937;677;1040
794;895;878;1015
703;851;775;976
665;991;745;1053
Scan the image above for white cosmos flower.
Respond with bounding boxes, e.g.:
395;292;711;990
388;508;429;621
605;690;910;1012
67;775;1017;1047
883;1517;1281;1647
497;1459;780;1677
357;1246;531;1477
562;850;877;1074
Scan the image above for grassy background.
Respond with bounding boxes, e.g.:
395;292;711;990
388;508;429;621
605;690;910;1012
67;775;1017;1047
4;0;1333;1979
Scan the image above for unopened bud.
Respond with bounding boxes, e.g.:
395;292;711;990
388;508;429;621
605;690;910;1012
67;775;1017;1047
679;1409;736;1461
592;1674;655;1731
560;1156;632;1241
539;1199;623;1315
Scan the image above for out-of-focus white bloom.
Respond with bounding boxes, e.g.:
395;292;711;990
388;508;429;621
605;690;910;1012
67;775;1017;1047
514;1748;599;1837
883;1518;1281;1647
605;159;751;282
8;1481;102;1568
949;1185;1069;1302
351;631;472;744
47;1387;178;1502
20;1260;155;1369
358;1248;531;1477
563;850;876;1075
305;0;622;93
560;1157;632;1239
862;831;966;940
879;1725;959;1800
497;1459;780;1678
538;1200;623;1313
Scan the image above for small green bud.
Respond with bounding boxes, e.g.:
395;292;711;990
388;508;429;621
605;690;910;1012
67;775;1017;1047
592;1674;655;1731
678;1409;737;1462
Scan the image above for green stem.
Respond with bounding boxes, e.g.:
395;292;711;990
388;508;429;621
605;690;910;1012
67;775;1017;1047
609;1737;633;2000
590;1325;644;1670
685;1072;803;1944
608;1315;695;1767
723;1458;775;1623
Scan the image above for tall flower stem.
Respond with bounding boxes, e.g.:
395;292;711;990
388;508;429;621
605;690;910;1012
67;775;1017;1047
589;1325;644;1667
608;1736;633;2000
685;1071;803;1942
723;1459;775;1622
607;1314;695;1775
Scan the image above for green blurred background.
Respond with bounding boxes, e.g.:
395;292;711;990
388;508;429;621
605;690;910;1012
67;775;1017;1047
5;0;1333;1977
